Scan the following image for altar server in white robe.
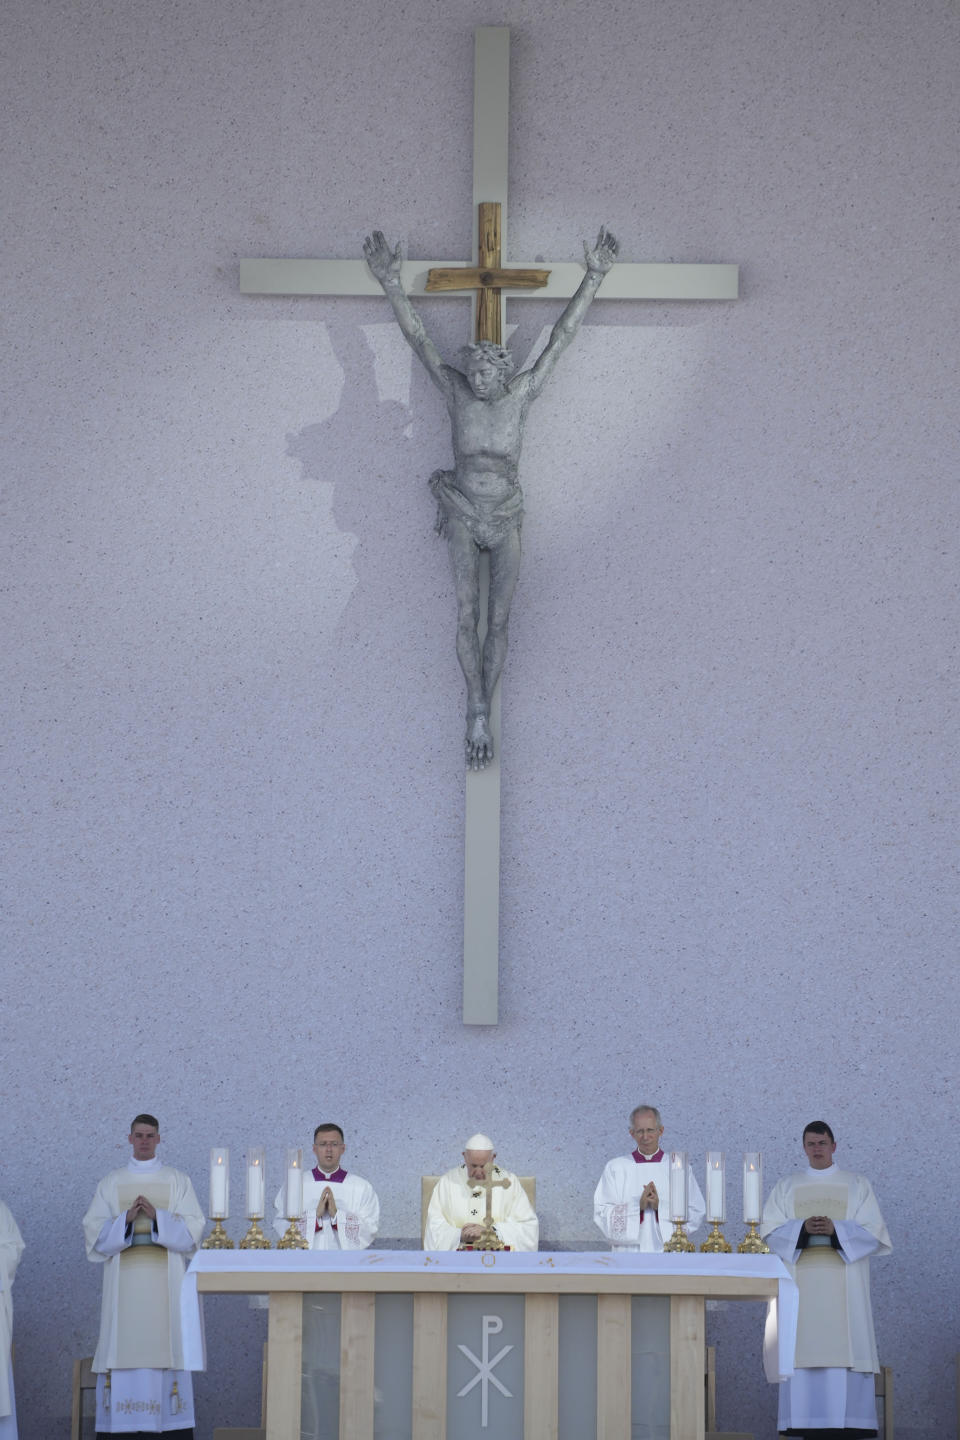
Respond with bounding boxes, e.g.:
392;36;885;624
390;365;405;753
761;1120;891;1439
424;1133;539;1250
83;1114;204;1437
594;1104;705;1252
0;1200;24;1440
271;1123;379;1249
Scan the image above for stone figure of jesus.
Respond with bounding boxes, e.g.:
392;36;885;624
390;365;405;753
363;226;619;769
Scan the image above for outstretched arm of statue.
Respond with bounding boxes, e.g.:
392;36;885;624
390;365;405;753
525;226;619;398
363;231;452;397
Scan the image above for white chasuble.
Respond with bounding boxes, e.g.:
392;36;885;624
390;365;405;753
790;1180;852;1368
761;1161;891;1433
115;1180;173;1368
594;1153;706;1252
761;1165;890;1376
83;1158;205;1377
423;1165;539;1251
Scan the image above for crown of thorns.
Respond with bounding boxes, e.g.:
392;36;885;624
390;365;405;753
459;341;515;375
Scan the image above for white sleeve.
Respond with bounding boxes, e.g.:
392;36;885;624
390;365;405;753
155;1209;197;1253
83;1180;122;1262
594;1163;643;1247
686;1168;706;1235
495;1182;538;1252
271;1186;288;1241
761;1179;795;1235
848;1176;891;1255
761;1178;804;1259
94;1213;131;1258
834;1219;883;1263
423;1179;463;1251
164;1175;205;1250
764;1219;804;1264
331;1180;379;1251
0;1205;24;1293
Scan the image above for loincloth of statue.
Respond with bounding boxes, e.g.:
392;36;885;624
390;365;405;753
429;470;524;550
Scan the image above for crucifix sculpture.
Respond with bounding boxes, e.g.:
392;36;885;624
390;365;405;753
363;221;618;772
239;27;739;1027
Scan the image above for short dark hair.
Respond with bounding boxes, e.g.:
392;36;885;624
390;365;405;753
314;1123;344;1142
131;1113;160;1130
802;1120;835;1142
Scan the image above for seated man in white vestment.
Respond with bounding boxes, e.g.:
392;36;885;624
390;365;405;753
271;1123;379;1249
761;1120;891;1439
0;1199;24;1440
593;1104;705;1251
83;1114;204;1439
423;1133;539;1250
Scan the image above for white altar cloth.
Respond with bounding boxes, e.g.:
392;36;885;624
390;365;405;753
181;1249;797;1380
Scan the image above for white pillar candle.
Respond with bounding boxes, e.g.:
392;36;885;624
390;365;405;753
285;1148;304;1218
668;1151;688;1222
209;1148;229;1219
246;1150;265;1218
706;1152;725;1222
743;1153;762;1223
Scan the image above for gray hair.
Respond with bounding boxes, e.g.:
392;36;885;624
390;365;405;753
629;1105;662;1129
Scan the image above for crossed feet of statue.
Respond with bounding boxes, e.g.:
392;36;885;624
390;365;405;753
466;713;494;770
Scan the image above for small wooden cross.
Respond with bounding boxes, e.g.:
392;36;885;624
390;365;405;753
426;201;549;345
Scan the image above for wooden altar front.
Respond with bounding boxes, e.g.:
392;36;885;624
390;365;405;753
184;1251;795;1440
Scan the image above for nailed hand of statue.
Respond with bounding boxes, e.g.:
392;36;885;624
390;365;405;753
363;230;403;285
583;225;619;274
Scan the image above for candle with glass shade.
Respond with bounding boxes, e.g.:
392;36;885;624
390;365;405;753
700;1152;732;1252
202;1148;234;1249
240;1146;271;1249
662;1151;695;1252
277;1147;309;1250
738;1152;770;1253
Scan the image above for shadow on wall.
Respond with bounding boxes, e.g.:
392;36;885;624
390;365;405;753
286;309;451;605
281;312;458;768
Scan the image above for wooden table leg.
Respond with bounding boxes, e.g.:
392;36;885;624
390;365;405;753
669;1294;705;1440
266;1292;302;1440
597;1293;631;1440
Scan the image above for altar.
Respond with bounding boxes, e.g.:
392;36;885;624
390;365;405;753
182;1250;796;1440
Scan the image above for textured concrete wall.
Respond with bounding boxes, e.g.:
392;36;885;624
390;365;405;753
2;0;957;1436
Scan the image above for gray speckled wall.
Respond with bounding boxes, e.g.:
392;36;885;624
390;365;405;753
2;0;957;1436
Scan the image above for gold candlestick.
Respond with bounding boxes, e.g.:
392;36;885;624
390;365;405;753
472;1216;507;1250
240;1218;272;1249
663;1219;695;1253
737;1221;771;1254
277;1218;309;1250
201;1219;234;1250
700;1221;732;1253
